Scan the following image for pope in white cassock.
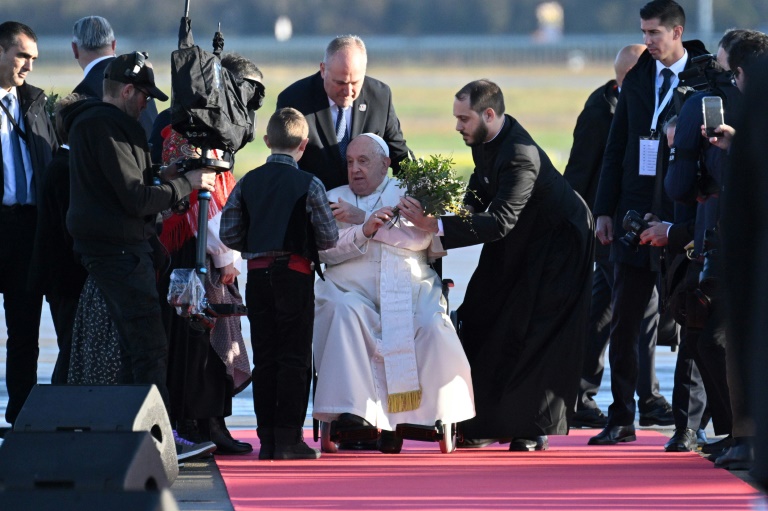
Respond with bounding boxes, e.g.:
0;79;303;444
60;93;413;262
312;133;475;453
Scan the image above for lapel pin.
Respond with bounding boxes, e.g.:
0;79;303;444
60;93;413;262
359;104;367;112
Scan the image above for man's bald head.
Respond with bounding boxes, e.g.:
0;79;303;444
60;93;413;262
614;44;647;87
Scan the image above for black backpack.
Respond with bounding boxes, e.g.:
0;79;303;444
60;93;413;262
170;17;263;155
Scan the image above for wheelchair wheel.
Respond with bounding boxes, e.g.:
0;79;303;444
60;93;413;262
438;420;457;454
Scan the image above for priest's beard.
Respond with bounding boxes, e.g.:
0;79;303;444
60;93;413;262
465;121;488;147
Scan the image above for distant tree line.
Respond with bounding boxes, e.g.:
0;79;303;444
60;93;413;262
4;0;767;38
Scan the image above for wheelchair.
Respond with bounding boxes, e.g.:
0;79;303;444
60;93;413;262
313;279;459;454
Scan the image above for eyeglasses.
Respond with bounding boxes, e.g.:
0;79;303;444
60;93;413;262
134;86;152;101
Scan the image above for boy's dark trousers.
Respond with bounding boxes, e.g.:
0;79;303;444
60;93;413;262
246;259;315;434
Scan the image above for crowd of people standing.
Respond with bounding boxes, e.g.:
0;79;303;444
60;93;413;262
1;0;768;493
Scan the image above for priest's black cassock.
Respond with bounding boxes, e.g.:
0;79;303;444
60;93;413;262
442;114;594;438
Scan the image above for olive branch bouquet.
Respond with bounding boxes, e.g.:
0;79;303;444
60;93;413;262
389;154;471;226
44;91;59;124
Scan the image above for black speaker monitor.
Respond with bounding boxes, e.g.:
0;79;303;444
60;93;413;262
14;385;178;483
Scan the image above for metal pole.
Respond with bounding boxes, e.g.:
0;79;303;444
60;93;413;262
196;191;210;276
698;0;714;45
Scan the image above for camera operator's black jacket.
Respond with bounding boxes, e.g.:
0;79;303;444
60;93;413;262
665;79;742;253
594;40;708;269
62;98;194;255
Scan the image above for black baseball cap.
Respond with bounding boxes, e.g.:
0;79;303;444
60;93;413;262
104;52;169;102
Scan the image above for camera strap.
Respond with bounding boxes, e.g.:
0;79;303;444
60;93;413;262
0;95;28;144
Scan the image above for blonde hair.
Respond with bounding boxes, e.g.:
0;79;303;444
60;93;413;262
266;107;308;151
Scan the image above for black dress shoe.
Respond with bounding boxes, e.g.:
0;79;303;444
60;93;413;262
701;434;734;454
571;409;608;429
664;428;697;452
588;425;636;445
209;417;253;454
377;430;403;454
714;439;753;470
638;400;674;427
333;414;379;450
456;438;498;448
509;436;548;451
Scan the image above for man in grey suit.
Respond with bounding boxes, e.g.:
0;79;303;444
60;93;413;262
276;35;410;194
71;16;157;138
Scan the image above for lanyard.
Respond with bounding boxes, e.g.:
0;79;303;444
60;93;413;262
649;75;679;136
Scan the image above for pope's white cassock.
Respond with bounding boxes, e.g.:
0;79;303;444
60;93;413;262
313;176;475;430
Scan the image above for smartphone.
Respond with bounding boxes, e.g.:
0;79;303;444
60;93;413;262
702;96;724;138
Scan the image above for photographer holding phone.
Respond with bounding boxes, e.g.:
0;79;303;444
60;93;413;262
701;30;768;471
664;30;745;451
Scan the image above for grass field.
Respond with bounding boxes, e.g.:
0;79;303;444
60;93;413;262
33;62;614;180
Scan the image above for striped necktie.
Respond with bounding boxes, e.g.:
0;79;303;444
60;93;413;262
335;105;349;160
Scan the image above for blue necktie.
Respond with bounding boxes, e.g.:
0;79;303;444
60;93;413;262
658;68;674;103
335;105;349;160
4;94;27;205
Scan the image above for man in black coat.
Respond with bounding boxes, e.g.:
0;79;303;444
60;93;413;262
722;53;768;492
565;44;674;429
0;21;57;425
590;0;708;445
71;15;157;138
401;79;594;451
276;35;409;194
29;93;89;385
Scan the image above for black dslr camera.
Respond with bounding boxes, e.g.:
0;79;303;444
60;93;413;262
620;210;649;250
677;54;724;90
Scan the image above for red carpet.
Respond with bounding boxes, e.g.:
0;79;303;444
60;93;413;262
216;429;763;510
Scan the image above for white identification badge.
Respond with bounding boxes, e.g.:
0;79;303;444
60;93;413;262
639;137;659;176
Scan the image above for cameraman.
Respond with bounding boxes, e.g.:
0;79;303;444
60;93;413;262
63;53;216;441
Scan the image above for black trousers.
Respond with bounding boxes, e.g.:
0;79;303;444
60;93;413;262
47;293;80;385
79;252;171;413
246;263;314;430
679;311;732;435
577;257;664;411
0;206;43;424
671;330;708;431
606;262;659;426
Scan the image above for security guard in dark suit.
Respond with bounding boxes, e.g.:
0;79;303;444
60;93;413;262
589;0;708;445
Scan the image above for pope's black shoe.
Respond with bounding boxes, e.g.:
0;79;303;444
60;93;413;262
664;428;697;452
377;430;403;454
588;425;636;445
